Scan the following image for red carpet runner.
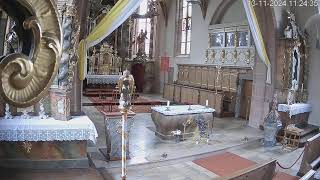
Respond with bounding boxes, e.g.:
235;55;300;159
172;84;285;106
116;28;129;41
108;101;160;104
193;152;256;176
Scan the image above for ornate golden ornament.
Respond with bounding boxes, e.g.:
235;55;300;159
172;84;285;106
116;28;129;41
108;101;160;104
211;49;216;63
22;141;32;153
220;49;225;64
0;0;62;107
205;49;209;63
233;48;238;64
245;49;251;64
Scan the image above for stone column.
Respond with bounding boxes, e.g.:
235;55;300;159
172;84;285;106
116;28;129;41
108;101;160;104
248;6;276;128
70;0;89;115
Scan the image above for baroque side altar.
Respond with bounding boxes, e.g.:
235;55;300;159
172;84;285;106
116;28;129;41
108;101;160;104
0;0;98;169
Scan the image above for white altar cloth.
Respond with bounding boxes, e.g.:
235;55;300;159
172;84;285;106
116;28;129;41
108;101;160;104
86;75;121;84
151;105;215;116
0;116;98;142
278;103;312;118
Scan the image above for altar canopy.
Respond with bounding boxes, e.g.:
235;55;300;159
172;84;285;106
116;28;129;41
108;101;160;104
242;0;272;84
78;0;144;80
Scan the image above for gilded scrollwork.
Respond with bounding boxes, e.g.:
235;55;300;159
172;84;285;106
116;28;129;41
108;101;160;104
210;49;216;63
205;49;209;63
220;49;225;64
233;49;238;64
0;0;62;107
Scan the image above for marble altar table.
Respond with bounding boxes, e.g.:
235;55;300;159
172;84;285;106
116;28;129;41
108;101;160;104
102;111;135;161
151;105;215;140
86;75;121;85
0;116;98;169
278;103;312;127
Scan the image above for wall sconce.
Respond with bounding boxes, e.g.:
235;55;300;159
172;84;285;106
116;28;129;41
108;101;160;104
186;0;208;19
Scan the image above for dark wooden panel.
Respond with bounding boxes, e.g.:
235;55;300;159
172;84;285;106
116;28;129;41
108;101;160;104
201;67;208;89
208;67;216;90
163;84;174;101
174;85;181;103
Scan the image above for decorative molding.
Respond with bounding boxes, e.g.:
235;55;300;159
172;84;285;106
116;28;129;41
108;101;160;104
187;0;208;19
159;0;168;26
205;48;255;68
210;0;235;25
0;0;62;108
199;0;208;19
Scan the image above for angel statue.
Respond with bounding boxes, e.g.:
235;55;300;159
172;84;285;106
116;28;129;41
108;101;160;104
118;70;135;111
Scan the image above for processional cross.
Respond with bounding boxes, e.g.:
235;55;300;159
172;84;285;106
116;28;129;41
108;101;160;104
117;70;135;180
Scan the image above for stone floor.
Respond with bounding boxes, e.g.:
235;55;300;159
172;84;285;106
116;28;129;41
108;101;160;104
0;168;105;180
82;94;305;180
0;94;306;180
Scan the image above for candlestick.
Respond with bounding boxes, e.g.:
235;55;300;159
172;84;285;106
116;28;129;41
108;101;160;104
205;100;209;107
167;101;170;107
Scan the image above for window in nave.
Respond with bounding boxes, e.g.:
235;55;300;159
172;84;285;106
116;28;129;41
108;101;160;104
137;0;152;55
176;0;192;55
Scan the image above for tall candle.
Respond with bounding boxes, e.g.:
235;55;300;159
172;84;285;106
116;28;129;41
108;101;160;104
167;101;170;107
206;100;209;107
301;83;304;92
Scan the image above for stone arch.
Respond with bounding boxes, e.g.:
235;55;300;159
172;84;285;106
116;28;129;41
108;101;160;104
210;0;237;25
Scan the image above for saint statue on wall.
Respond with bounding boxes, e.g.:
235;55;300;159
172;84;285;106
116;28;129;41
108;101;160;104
291;45;301;91
137;29;148;54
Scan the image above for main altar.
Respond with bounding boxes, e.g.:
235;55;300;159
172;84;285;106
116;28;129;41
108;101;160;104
83;0;158;95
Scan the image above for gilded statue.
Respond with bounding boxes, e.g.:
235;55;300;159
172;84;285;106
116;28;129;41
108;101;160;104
118;70;135;112
0;0;62;107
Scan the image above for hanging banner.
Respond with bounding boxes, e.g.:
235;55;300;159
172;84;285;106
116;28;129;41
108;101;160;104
78;0;144;80
242;0;271;84
160;56;170;72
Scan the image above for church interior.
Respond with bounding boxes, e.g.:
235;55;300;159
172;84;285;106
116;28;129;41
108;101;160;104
0;0;320;179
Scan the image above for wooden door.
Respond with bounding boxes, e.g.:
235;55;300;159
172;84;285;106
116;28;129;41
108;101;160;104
240;80;253;120
131;63;145;93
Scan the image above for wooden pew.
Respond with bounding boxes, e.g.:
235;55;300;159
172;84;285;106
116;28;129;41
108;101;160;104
299;169;316;180
163;84;174;101
216;160;277;180
298;133;320;176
